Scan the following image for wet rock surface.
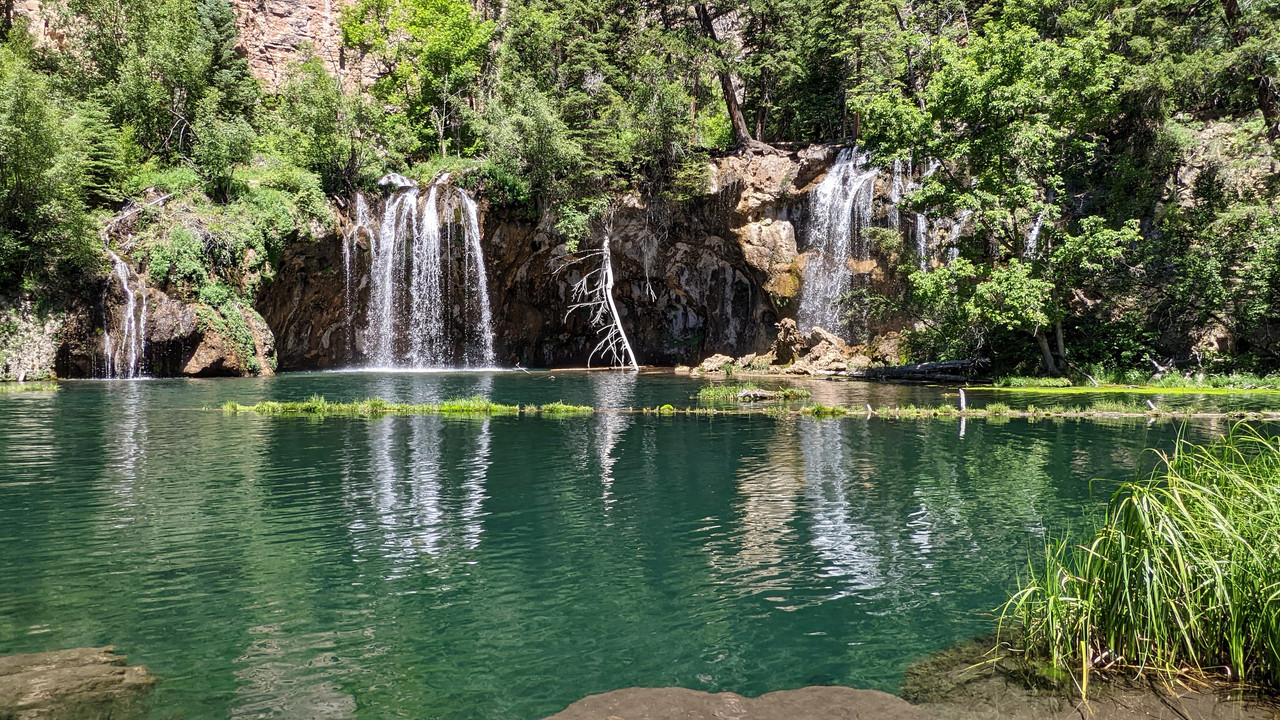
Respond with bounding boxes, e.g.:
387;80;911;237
546;686;926;720
0;646;154;720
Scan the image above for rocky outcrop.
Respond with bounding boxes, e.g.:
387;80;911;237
228;0;372;88
546;686;927;720
0;646;154;720
686;319;908;376
0;298;67;382
38;259;277;379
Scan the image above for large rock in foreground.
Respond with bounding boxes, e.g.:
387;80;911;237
545;686;926;720
0;646;154;720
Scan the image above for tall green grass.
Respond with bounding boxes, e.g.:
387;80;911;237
1005;426;1280;690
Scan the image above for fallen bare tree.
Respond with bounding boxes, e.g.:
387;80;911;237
563;206;639;370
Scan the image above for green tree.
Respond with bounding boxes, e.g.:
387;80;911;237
342;0;493;157
0;42;92;290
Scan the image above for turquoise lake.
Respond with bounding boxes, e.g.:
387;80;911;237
0;372;1242;718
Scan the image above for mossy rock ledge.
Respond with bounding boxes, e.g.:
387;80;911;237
0;646;154;720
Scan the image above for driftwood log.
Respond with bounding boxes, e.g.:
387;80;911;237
850;359;987;382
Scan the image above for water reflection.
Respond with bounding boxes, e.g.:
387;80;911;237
352;373;495;569
799;418;884;598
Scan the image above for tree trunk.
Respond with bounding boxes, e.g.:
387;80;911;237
1222;0;1280;140
1035;329;1059;376
694;3;754;147
1054;320;1066;361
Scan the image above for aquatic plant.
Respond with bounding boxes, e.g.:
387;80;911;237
1004;426;1280;690
994;376;1074;388
220;395;592;417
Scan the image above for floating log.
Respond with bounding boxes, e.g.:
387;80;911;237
851;358;987;382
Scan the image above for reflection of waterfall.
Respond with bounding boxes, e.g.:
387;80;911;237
105;382;147;519
797;148;878;337
357;375;494;568
104;250;147;378
350;175;497;368
799;418;883;597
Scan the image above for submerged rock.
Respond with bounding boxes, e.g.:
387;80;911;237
546;686;926;720
0;646;154;719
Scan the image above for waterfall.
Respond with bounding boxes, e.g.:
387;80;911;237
345;194;371;356
797;148;878;337
914;213;930;271
409;177;446;365
457;191;496;367
104;250;147;378
1025;210;1046;259
887;159;904;231
354;175;497;368
947;210;973;264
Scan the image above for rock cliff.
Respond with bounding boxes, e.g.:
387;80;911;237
258;144;928;370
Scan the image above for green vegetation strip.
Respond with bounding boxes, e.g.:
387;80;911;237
988;373;1280;394
0;382;60;393
222;396;592;417
1004;426;1280;691
220;395;1280;421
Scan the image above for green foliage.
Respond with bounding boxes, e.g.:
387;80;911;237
269;57;404;192
0;43;94;290
341;0;493;157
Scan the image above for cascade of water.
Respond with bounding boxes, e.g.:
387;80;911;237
456;189;496;367
105;250;146;378
1025;210;1046;259
353;176;497;368
409;177;446;365
915;213;930;271
888;159;904;231
947;210;974;264
796;148;878;337
345;194;371;355
368;187;418;366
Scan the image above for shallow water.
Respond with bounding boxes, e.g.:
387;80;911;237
0;373;1233;719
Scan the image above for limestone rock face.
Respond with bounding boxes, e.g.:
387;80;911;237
0;298;65;381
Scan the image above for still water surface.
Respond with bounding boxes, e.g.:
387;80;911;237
0;373;1233;718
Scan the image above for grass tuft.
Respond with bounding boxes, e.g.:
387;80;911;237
1004;426;1280;691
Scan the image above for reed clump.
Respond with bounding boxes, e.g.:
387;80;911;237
1005;426;1280;690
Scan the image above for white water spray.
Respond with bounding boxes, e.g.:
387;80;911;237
104;250;147;378
356;176;497;368
796;148;878;337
